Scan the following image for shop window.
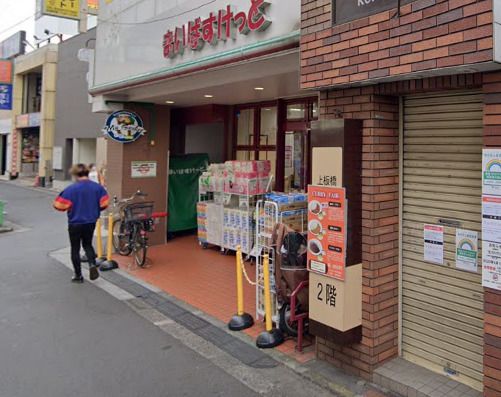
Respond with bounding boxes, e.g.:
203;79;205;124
260;107;277;146
312;102;319;119
236;150;255;161
236;108;254;146
286;104;306;121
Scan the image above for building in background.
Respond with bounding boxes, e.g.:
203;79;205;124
9;43;57;186
52;28;106;190
0;31;26;177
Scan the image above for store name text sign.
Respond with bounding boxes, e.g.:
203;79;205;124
163;0;272;59
334;0;416;24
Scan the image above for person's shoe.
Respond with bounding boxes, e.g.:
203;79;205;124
89;265;99;281
72;275;84;284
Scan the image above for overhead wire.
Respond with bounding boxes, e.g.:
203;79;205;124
97;0;218;26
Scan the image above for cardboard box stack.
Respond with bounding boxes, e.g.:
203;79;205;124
265;192;308;232
223;160;272;195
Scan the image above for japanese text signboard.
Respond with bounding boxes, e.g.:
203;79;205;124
334;0;416;25
0;84;13;110
131;161;157;178
41;0;81;20
162;0;272;59
482;148;501;290
0;61;13;84
307;185;347;281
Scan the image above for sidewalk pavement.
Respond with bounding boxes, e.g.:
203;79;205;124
51;246;397;397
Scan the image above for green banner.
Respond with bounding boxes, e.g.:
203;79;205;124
168;154;209;232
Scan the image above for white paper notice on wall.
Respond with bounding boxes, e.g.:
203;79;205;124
482;149;501;195
483;241;501;290
455;229;478;273
424;224;444;265
52;146;63;170
482;195;501;244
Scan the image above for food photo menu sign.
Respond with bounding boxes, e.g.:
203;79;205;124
307;185;347;281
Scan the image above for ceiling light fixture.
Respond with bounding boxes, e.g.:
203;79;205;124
254;87;264;91
165;100;175;104
204;94;214;98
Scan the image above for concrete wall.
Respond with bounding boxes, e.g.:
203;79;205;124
54;29;104;180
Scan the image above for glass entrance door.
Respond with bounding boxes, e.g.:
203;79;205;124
284;130;308;192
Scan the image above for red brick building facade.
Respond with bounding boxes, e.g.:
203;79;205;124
301;0;501;394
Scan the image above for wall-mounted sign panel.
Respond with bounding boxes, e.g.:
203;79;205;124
334;0;416;25
40;0;81;20
0;84;13;110
94;0;300;88
0;61;12;84
0;31;26;59
131;161;157;178
102;110;146;144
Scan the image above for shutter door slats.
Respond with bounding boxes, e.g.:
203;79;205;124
402;91;484;391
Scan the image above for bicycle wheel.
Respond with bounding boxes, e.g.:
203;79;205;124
133;237;147;267
113;220;132;256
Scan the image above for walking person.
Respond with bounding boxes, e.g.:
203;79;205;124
53;164;110;283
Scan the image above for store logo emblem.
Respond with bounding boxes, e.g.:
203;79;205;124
162;0;272;59
102;110;146;144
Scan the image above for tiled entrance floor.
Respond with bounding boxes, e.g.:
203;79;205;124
374;358;482;397
116;235;315;363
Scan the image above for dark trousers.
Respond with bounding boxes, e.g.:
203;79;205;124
68;223;96;277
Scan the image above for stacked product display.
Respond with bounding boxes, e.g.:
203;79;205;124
198;160;272;254
255;192;308;322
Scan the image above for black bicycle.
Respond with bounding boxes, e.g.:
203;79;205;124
115;201;167;267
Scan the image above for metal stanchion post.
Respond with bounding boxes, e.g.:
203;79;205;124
100;213;118;271
228;246;254;331
95;218;106;266
256;254;284;348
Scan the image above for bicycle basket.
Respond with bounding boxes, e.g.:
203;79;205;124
124;202;155;222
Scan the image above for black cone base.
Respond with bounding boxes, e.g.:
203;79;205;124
256;328;284;349
100;260;118;272
95;256;107;266
228;313;254;331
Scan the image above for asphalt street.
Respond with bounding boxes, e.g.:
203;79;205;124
0;181;260;397
0;181;342;397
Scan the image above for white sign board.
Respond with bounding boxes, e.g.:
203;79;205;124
424;224;444;265
52;146;63;170
482;195;501;244
94;0;300;88
483;149;501;195
483;241;501;290
131;161;157;178
455;229;478;273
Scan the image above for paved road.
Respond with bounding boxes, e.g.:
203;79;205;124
0;182;260;397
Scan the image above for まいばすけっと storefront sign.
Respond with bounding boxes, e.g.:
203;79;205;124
102;111;146;144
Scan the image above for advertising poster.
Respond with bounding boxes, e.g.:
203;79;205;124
483;242;501;290
483;149;501;196
131;161;157;178
0;84;12;110
455;229;478;272
307;185;346;280
424;224;444;265
0;61;12;84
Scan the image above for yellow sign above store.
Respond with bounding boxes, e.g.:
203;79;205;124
42;0;81;20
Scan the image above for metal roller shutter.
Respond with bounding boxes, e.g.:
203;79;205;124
401;91;484;391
